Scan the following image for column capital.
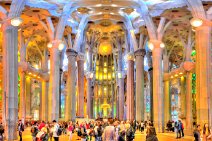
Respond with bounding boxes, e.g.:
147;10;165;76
183;61;195;72
77;53;85;61
134;48;146;57
126;52;135;61
48;40;63;50
66;48;78;57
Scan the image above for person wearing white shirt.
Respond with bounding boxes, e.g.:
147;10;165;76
52;120;59;141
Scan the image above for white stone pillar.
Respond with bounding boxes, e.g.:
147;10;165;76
19;70;26;123
48;41;60;121
126;53;135;121
195;25;211;125
135;48;146;121
152;40;163;132
2;23;19;140
65;48;77;121
117;48;124;120
186;71;193;132
77;53;85;118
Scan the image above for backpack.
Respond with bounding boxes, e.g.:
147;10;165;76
57;127;63;136
21;124;24;131
126;128;134;140
97;127;103;137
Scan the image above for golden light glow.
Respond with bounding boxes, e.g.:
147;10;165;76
29;72;32;75
148;42;154;50
103;68;107;73
104;74;107;79
171;76;174;78
11;17;23;26
175;74;178;77
98;42;112;55
190;18;203;27
179;72;183;75
104;62;107;66
96;66;99;71
96;72;99;79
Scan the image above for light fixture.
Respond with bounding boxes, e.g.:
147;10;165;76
110;12;115;15
175;74;178;77
179;72;183;75
47;42;53;48
171;76;174;79
33;74;36;77
118;72;122;79
160;42;165;48
29;72;32;75
96;4;102;7
190;17;203;28
98;12;102;15
11;17;23;26
111;4;118;7
148;42;154;50
58;42;65;51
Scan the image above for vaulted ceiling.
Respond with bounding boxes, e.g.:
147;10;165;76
0;0;210;69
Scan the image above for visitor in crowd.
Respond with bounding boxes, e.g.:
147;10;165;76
0;122;4;141
52;120;59;141
125;121;135;141
94;121;103;141
174;121;181;139
179;120;184;137
38;121;46;130
194;124;201;141
102;118;115;141
31;121;39;141
140;121;145;132
146;122;158;141
203;123;212;141
18;120;24;141
68;121;74;141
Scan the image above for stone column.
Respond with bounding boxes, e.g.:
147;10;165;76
117;49;124;120
180;76;186;118
19;70;26;122
195;26;210;125
186;71;193;133
111;83;114;118
152;41;163;132
126;53;135;121
65;48;77;121
135;48;146;122
48;41;60;121
2;23;19;140
86;49;93;119
41;51;49;121
77;53;85;118
87;77;93;118
25;76;31;117
41;80;48;121
146;51;154;121
163;76;171;126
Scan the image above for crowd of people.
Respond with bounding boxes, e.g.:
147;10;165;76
16;118;158;141
0;118;211;141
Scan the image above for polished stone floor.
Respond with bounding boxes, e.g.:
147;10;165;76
16;128;194;141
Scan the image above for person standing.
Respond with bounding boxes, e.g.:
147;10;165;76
31;121;38;141
68;121;74;141
179;120;184;137
102;119;115;141
203;123;211;141
174;121;181;139
194;124;201;141
52;120;60;141
18;120;25;141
